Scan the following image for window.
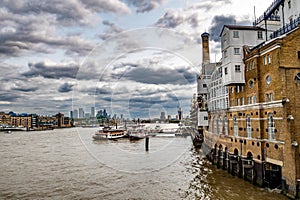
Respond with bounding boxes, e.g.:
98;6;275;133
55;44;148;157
268;113;275;140
258;31;263;39
233;31;239;38
288;0;291;9
267;54;271;64
241;86;244;92
235;65;241;72
234;115;238;136
252;96;256;104
249;80;254;89
203;84;207;88
237;86;240;93
241;97;244;105
224;50;227;57
265;94;269;102
231;87;234;93
250;61;254;70
204;116;208;120
269;93;274;101
295;73;300;81
234;48;240;55
225;67;228;74
246;115;251;138
247;96;251;104
214;117;217;134
218;116;223;134
237;98;240;106
266;75;271;84
224;117;228;135
264;56;267;65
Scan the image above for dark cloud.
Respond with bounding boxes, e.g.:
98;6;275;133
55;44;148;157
116;66;195;85
0;92;21;102
80;0;131;15
22;62;79;79
1;0;130;25
12;86;38;92
95;87;113;95
208;15;251;42
123;0;166;13
155;10;184;28
58;83;74;93
155;0;234;29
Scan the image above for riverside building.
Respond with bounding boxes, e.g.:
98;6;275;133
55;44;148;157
197;0;300;198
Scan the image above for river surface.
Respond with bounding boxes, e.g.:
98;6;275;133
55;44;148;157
0;128;287;199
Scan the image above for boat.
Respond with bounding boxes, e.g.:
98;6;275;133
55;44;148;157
92;127;126;140
149;125;163;134
128;129;146;140
192;131;203;148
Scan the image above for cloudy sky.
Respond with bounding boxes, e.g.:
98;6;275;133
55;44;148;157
0;0;273;119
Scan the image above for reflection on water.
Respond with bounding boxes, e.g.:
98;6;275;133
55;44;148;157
0;128;287;199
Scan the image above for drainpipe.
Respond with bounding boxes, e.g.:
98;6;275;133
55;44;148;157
281;1;285;28
264;12;268;41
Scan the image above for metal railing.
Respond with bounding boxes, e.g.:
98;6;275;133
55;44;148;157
254;0;283;25
270;17;300;39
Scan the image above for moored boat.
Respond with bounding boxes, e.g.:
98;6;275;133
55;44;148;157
92;127;126;140
128;131;146;140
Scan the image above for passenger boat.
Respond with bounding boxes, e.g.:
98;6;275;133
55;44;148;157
128;129;147;140
92;127;126;140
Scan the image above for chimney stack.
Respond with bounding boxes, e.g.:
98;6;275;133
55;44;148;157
201;32;210;65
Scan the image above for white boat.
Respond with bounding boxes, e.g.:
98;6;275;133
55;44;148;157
128;129;147;140
155;132;176;137
92;127;126;140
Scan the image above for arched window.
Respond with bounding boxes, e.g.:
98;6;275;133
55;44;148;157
246;115;251;138
218;116;223;134
224;117;228;135
265;94;269;102
234;115;238;136
268;113;275;140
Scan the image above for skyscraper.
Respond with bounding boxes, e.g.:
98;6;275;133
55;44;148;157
178;108;182;120
73;109;78;119
160;112;166;121
79;108;84;119
70;111;74;119
91;107;95;118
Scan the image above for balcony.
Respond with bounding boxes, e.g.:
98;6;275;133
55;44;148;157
270;17;300;39
254;0;283;25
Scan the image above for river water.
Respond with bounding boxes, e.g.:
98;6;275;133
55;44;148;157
0;128;287;199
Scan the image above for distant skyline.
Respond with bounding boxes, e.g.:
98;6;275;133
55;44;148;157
0;0;273;118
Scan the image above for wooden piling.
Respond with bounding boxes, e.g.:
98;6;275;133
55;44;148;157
145;136;149;151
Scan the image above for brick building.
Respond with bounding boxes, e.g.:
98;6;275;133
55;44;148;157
199;0;300;197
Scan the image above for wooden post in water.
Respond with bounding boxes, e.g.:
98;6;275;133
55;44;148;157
145;136;149;151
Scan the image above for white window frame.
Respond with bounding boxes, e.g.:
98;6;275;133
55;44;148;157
218;116;223;135
224;117;228;135
235;65;241;72
268;114;275;140
234;48;240;55
233;31;239;38
234;115;238;137
246;115;251;138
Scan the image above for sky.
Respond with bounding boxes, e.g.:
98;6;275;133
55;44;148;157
0;0;274;119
